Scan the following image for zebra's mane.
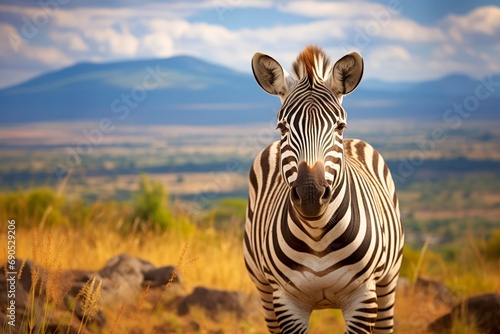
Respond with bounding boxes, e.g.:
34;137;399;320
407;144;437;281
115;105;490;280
292;45;332;84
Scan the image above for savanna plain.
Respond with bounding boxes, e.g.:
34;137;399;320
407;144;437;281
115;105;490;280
1;119;499;333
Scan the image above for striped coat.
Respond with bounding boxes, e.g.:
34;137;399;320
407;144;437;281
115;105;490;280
244;46;404;334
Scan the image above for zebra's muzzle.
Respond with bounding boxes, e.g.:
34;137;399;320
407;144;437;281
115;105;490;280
290;161;332;218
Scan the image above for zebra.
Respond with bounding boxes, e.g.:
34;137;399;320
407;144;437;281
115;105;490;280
243;45;404;334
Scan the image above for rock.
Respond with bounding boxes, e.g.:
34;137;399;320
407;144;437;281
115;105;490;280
143;266;179;287
44;320;93;334
45;324;77;334
63;269;96;283
134;255;158;275
394;276;456;307
415;276;458;306
0;259;43;317
99;253;156;279
428;293;500;334
0;273;30;312
97;253;154;304
61;269;98;299
145;283;187;310
74;304;107;329
61;274;107;329
0;259;42;294
177;286;246;320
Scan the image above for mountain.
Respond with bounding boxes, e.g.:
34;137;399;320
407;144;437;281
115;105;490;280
0;56;278;125
0;56;499;125
348;73;500;121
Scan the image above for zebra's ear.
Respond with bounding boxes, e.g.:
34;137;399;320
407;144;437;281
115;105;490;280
330;52;364;99
252;52;294;100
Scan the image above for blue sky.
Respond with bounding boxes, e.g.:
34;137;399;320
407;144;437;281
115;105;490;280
0;0;499;88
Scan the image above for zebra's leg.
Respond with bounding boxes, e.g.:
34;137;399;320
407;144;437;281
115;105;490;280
256;281;281;333
373;274;399;334
272;288;311;334
341;282;378;334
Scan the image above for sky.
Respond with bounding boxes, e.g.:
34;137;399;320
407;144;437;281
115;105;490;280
0;0;499;88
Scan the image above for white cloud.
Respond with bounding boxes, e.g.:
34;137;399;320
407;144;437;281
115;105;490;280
26;45;73;66
0;20;73;87
0;2;499;88
50;31;89;51
279;1;389;18
140;32;175;58
0;22;72;66
435;6;500;78
444;6;500;37
441;5;500;60
378;19;446;42
243;19;346;46
370;45;411;63
0;23;21;57
84;25;139;56
433;44;455;58
364;45;413;80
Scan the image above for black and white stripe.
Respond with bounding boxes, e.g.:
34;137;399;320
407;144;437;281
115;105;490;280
244;46;404;334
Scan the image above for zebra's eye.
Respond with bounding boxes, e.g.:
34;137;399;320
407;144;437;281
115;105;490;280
276;122;288;135
336;123;347;132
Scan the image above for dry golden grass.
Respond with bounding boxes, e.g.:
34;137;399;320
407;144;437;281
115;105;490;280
3;222;499;334
9;225;253;294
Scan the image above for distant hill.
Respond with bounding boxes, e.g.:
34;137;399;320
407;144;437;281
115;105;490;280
0;55;499;125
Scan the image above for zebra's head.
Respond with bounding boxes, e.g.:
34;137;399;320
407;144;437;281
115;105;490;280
252;46;363;219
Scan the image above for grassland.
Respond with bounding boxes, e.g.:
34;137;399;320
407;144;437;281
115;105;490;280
1;197;499;333
1;119;500;333
1;175;500;333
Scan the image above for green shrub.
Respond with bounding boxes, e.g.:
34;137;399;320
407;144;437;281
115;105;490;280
0;187;64;227
484;229;500;260
133;174;173;229
132;174;196;234
202;197;247;230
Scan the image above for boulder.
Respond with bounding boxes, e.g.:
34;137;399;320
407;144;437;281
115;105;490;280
73;303;107;329
97;253;155;304
0;273;30;312
0;259;42;294
59;269;98;300
0;259;43;318
396;276;458;307
177;286;246;320
99;253;156;278
428;293;500;334
143;266;180;287
44;323;91;334
60;272;107;330
415;276;458;306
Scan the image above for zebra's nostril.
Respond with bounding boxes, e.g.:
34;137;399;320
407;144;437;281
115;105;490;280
321;186;331;203
290;186;301;205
